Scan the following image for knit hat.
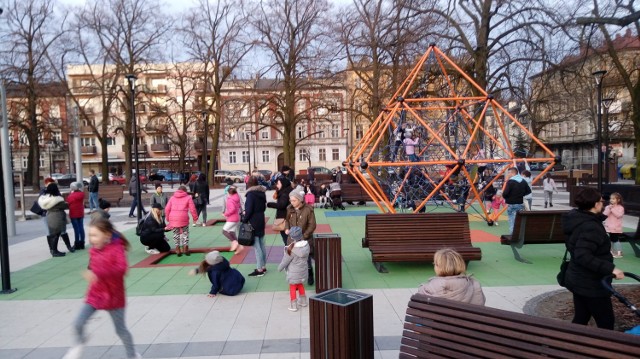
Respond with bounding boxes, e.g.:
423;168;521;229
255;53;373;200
151;203;163;210
289;190;304;202
289;226;303;242
71;182;83;191
205;250;223;265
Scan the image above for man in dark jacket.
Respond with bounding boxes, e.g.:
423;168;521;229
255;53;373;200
88;169;99;213
244;176;267;277
267;177;293;245
502;167;531;234
561;187;624;329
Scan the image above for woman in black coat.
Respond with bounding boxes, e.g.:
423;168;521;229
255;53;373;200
243;176;267;277
140;204;171;253
194;174;210;226
267;177;293;245
561;187;625;329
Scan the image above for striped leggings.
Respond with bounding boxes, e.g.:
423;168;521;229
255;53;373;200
172;226;189;246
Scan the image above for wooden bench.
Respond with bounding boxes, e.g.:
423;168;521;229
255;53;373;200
400;294;640;358
500;210;568;263
98;185;124;207
363;213;482;273
622;216;640;258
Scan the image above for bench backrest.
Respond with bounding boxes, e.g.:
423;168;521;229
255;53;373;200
511;210;567;244
366;213;471;242
401;294;640;358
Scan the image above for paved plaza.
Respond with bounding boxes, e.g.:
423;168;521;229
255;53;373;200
1;185;640;358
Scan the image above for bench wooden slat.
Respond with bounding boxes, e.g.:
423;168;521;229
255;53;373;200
400;294;640;359
499;210;568;263
98;185;124;207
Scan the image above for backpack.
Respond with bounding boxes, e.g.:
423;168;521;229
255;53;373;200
135;212;151;236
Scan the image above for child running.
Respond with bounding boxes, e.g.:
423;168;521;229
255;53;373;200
189;250;245;297
604;192;625;258
63;218;140;359
277;226;310;312
489;190;506;226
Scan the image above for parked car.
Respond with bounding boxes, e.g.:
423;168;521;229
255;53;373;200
109;173;127;185
256;169;272;180
56;174;78;188
156;170;183;182
82;173;103;185
50;173;65;180
227;170;247;183
306;166;332;175
214;170;234;183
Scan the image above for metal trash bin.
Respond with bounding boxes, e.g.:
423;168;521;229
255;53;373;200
313;233;342;293
309;288;373;359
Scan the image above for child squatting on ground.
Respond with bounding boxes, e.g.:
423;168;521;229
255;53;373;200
417;248;486;305
277;226;310;312
63;218;140;359
189;251;245;297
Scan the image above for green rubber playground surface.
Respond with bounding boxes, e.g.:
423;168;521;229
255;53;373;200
2;206;640;301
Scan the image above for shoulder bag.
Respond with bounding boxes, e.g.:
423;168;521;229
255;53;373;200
272;218;286;232
556;249;570;287
238;222;255;246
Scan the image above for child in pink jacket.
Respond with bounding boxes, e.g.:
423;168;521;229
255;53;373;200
222;186;243;255
165;185;198;256
604;192;625;258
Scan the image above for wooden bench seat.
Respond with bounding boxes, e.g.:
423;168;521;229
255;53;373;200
363;213;481;272
400;294;640;358
621;216;640;257
500;210;568;263
98;185;124;207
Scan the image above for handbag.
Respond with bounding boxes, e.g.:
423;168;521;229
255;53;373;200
272;218;286;232
556;250;570;287
30;200;45;216
238;222;255;246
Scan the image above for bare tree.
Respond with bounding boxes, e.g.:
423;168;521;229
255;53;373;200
248;0;338;169
0;0;66;189
181;0;253;184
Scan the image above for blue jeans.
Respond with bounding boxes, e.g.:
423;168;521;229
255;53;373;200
128;195;145;216
89;192;99;211
73;303;136;358
408;154;419;162
70;217;85;245
507;203;525;234
253;235;266;270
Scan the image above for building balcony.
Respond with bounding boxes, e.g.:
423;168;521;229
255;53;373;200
80;126;93;134
194;141;212;151
144;124;168;133
81;146;97;155
122;144;147;153
150;143;170;152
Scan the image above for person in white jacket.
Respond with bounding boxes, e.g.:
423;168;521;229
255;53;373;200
543;173;559;208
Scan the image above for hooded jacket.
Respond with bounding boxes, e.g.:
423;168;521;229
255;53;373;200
205;257;245;296
269;178;293;219
38;195;68;234
243;185;267;236
140;213;166;244
66;190;85;219
417;274;486;305
194;179;210;205
502;174;531;205
285;202;317;242
278;240;311;284
165;189;198;228
86;236;128;310
223;193;242;223
562;209;615;297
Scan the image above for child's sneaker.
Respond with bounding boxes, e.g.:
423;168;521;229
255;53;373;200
63;345;83;359
613;251;623;258
288;300;298;312
297;296;308;307
494;222;499;226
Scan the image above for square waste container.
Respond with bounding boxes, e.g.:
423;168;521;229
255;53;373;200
309;288;373;359
313;233;342;293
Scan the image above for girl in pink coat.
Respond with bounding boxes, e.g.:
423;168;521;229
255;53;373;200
222;186;244;254
604;192;625;258
64;218;139;359
165;185;198;256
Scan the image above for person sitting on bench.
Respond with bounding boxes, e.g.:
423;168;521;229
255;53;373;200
417;248;485;305
329;182;344;211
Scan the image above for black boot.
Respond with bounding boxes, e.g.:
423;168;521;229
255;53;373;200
74;241;85;250
61;233;75;253
48;235;65;257
307;267;314;286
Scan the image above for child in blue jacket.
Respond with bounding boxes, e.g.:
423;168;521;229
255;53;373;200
190;251;245;297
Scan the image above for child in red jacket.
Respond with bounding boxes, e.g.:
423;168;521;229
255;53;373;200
66;182;86;249
63;218;140;359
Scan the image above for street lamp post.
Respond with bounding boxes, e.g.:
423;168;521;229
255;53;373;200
201;110;208;179
602;98;614;184
246;131;251;174
125;74;142;222
592;70;606;193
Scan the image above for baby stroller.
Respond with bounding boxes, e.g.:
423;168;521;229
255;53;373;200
328;182;345;211
602;272;640;335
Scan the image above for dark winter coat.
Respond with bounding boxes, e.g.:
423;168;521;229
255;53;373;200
270;179;293;219
502;175;531;205
194;180;210;205
562;209;615;297
140;214;166;244
205;257;245;296
243;186;267;237
88;175;99;193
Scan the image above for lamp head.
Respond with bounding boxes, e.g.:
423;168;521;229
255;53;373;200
591;70;607;85
602;98;614;109
125;74;137;89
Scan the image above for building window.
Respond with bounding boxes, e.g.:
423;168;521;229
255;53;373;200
262;150;270;163
316;124;326;138
319;148;326;161
39;154;45;168
81;138;96;146
332;148;340;161
331;124;339;138
152;135;168;144
297;124;307;139
242;150;250;163
261;128;269;139
21;156;28;168
299;148;308;162
355;124;364;139
52;131;62;142
229;151;237;164
106;137;116;146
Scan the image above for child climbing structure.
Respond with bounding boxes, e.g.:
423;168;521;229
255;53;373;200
344;44;558;223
